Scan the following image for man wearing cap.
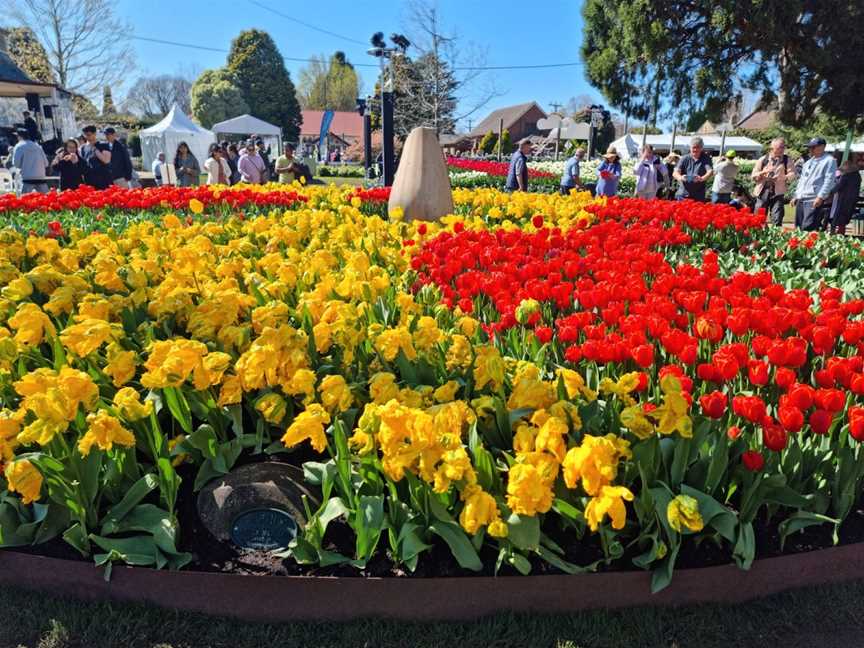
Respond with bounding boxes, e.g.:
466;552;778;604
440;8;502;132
752;138;796;225
792;137;836;231
105;127;133;188
11;128;49;194
506;139;532;192
673;137;714;202
711;149;740;204
79;125;113;190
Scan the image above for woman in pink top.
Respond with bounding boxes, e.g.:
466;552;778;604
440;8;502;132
237;140;266;184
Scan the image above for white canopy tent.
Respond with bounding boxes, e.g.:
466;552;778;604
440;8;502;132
140;105;216;171
827;139;864;154
611;133;763;160
212;114;282;156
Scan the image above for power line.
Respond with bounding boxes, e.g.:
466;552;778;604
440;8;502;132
456;62;582;70
130;35;584;71
247;0;367;46
129;35;379;67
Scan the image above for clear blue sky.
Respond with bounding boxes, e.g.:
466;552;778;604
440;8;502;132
116;0;601;129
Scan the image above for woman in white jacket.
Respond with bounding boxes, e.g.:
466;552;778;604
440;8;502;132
204;143;231;185
634;144;669;200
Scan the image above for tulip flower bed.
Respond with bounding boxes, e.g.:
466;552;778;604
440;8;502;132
447;157;561;192
0;185;863;594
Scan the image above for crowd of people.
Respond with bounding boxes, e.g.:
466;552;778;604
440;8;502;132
1;111;315;194
506;134;862;234
149;137;313;188
3;116;136;192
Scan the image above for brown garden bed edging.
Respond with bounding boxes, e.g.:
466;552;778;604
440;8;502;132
1;544;863;622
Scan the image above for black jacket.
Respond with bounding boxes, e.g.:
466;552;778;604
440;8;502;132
109;139;133;181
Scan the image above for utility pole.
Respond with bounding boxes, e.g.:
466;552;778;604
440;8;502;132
550;101;563;114
467;118;473;133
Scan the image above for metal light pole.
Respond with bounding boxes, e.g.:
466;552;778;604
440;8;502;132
368;32;409;187
382;89;395;185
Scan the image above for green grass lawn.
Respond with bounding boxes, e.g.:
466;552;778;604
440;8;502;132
313;175;365;187
2;579;864;648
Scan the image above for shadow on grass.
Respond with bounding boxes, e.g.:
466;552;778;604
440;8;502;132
2;579;864;648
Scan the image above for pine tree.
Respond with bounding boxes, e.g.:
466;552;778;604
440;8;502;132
102;86;116;116
227;29;302;141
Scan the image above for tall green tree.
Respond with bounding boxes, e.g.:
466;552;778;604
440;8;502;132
297;51;360;111
581;0;864;128
190;68;249;128
6;27;54;84
102;86;116;116
227;30;301;141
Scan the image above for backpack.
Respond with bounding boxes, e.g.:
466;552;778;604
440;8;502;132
758;153;789;200
761;153;789;173
652;157;665;185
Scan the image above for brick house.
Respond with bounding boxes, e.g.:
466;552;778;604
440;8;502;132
468;102;548;147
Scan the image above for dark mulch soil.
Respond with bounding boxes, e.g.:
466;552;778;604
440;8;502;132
11;457;864;578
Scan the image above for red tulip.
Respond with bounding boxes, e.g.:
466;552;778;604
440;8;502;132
699;391;727;419
762;419;788;452
809;409;833;435
849;407;864;442
777;404;805;433
742;450;765;472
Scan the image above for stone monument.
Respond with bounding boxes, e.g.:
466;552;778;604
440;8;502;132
387;126;454;222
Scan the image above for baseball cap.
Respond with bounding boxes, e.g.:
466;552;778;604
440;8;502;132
724;149;737;159
806;137;826;147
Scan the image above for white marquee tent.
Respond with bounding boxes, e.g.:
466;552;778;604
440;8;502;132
610;133;763;160
212;114;282;156
140;104;216;171
827;139;864;154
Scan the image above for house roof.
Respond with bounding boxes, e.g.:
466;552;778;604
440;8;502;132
736;108;777;131
0;49;34;85
468;102;547;138
439;133;470;146
300;110;363;139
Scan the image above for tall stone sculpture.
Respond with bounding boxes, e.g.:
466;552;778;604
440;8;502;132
388;127;454;222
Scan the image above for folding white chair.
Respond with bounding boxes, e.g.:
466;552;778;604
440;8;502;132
0;168;16;195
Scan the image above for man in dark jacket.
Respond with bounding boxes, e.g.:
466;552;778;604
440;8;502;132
829;160;863;235
22;111;40;142
105;127;133;188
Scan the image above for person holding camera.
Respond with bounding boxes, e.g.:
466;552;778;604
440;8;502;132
634;144;668;199
52;139;86;190
752;138;796;225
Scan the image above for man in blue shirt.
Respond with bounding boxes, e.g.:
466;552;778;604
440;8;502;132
506;139;532;192
560;148;585;194
792;137;837;231
11;129;48;194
